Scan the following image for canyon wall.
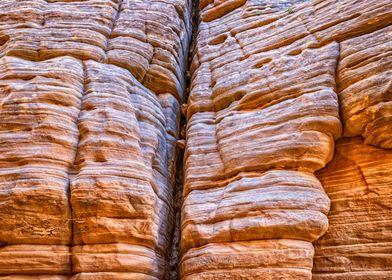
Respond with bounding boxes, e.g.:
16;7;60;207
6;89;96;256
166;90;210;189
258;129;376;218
0;0;391;279
181;0;391;279
313;137;392;279
0;0;191;278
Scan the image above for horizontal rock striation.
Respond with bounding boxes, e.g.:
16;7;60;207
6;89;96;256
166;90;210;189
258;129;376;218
337;26;392;148
181;0;391;279
312;7;392;280
0;0;191;278
1;0;391;278
0;0;192;99
0;56;83;276
70;60;178;279
313;137;392;279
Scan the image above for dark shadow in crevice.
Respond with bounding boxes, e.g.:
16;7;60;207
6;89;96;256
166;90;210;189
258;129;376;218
165;1;200;279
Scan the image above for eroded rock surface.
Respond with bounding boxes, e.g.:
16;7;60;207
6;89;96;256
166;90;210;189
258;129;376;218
313;137;392;279
0;0;191;278
0;56;82;276
181;0;391;279
0;0;391;278
338;26;392;148
70;60;175;279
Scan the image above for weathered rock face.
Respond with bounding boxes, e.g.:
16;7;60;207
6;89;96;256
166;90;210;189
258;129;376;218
337;26;392;148
0;0;391;279
181;0;391;279
0;56;81;276
313;137;392;279
0;0;191;278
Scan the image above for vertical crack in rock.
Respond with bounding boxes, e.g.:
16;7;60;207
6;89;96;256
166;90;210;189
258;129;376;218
0;0;391;279
104;0;123;55
68;60;88;276
179;1;391;279
165;138;185;280
166;1;200;279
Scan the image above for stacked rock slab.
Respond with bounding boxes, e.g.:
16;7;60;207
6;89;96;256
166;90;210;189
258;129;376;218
312;20;392;280
337;26;392;148
0;0;191;279
0;0;391;278
181;0;391;279
313;137;392;280
0;56;82;277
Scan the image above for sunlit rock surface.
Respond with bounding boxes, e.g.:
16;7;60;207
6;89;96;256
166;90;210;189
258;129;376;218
0;56;82;276
0;0;391;278
0;0;191;278
313;137;392;279
181;0;391;279
338;26;392;148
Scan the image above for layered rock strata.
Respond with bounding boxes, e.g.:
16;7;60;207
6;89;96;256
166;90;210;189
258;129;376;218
0;0;391;278
0;56;82;276
313;137;392;279
312;18;392;280
70;60;177;279
181;0;391;279
0;0;191;278
337;26;392;148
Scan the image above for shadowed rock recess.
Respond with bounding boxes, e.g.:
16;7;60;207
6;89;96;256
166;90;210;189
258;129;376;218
0;0;390;279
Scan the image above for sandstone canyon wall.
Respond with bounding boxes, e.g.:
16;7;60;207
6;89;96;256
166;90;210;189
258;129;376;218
0;0;391;279
181;0;391;279
0;0;192;279
313;137;392;280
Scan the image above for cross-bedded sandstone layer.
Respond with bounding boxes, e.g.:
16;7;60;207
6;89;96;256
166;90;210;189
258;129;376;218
0;0;391;279
0;0;192;278
313;137;392;280
0;56;82;276
337;26;392;148
181;0;391;279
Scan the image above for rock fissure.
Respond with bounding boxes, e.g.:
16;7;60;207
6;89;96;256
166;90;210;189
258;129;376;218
0;0;391;279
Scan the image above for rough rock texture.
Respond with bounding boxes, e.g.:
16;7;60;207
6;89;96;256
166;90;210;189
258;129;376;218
313;137;392;279
0;0;191;278
0;0;191;99
70;60;176;279
0;56;82;276
181;0;391;279
337;26;392;148
1;0;391;278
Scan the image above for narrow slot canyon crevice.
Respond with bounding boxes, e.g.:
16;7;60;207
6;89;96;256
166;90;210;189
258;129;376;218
0;1;391;279
166;1;200;278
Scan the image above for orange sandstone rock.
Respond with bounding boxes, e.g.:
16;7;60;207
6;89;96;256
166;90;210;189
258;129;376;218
314;137;392;279
0;0;191;278
181;0;391;279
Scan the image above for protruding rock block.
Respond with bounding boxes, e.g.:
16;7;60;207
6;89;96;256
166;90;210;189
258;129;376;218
181;240;314;279
70;61;177;278
107;0;192;99
182;171;331;252
0;0;117;61
0;56;83;275
0;245;71;275
338;26;392;148
72;244;164;276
